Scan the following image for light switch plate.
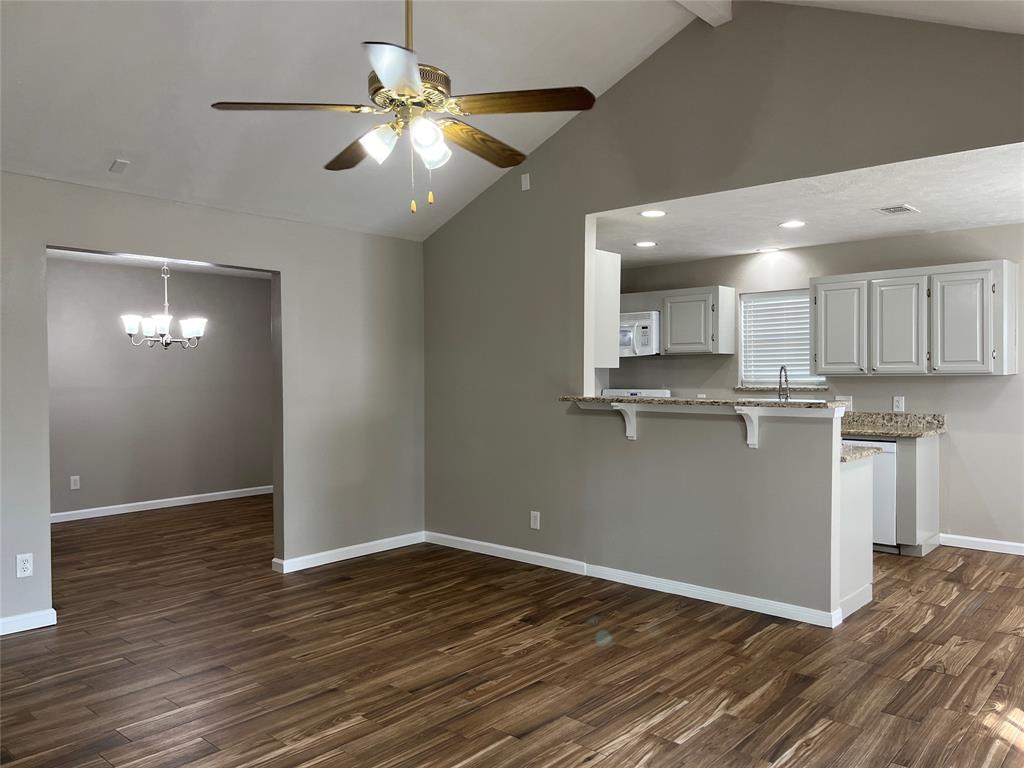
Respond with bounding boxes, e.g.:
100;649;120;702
893;395;905;413
520;173;531;191
530;510;540;530
70;475;80;490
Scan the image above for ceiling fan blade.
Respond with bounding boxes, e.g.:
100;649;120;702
450;87;595;115
212;102;375;113
324;134;369;171
363;42;422;97
438;119;525;168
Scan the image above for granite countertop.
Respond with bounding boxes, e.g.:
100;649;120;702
841;444;884;463
560;395;846;409
841;412;947;439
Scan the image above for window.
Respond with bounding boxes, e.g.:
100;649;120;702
739;289;825;387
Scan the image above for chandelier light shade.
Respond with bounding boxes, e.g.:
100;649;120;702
120;314;142;335
122;264;207;350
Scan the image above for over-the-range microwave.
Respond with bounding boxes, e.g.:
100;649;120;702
620;311;660;357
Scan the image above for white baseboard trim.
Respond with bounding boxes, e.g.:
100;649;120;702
585;564;842;628
0;608;57;636
265;529;843;627
840;582;873;620
424;531;587;575
51;485;274;523
939;534;1024;557
272;531;426;574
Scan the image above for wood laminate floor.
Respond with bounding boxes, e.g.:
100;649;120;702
2;495;1023;767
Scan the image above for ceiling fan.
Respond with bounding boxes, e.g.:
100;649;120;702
212;0;595;210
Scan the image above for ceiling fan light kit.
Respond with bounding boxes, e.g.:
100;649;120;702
212;0;595;213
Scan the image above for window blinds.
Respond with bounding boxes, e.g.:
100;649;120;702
740;290;825;385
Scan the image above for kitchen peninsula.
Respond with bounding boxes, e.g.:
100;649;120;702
562;393;874;627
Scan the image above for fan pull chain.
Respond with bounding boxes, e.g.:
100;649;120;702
428;169;435;205
409;137;417;214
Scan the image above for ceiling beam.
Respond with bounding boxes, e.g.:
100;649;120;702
677;1;732;27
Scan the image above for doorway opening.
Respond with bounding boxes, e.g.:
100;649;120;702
44;246;283;573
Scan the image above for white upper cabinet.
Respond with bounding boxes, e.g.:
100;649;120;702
664;291;712;353
662;286;735;355
813;280;867;374
871;276;928;374
620;286;736;355
811;260;1018;376
930;270;993;374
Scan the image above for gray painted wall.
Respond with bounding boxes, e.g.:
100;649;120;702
423;3;1023;580
1;172;424;621
615;224;1024;544
46;258;273;513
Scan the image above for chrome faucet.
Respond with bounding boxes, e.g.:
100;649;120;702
778;365;790;402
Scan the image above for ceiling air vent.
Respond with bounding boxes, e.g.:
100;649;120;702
876;203;920;215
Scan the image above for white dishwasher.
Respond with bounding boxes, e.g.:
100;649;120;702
843;439;897;546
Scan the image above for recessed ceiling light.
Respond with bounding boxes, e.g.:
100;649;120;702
757;248;780;253
635;241;657;248
779;219;806;229
639;210;666;218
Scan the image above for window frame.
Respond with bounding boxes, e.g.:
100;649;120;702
737;288;828;389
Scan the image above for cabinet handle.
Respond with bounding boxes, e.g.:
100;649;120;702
993;349;997;360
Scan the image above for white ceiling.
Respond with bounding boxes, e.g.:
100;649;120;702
598;143;1024;267
1;0;694;242
775;1;1024;35
4;2;1021;244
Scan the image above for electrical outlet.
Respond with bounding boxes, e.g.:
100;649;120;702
70;475;80;490
530;510;540;530
16;553;32;579
836;395;854;411
892;395;905;413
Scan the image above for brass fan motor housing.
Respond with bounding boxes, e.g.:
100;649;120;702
368;64;451;112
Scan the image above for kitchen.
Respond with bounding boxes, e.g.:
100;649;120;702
568;143;1022;627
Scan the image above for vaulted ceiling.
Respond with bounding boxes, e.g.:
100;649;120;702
3;1;1021;242
0;1;695;241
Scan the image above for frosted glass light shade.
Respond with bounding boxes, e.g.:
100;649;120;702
179;317;208;339
121;314;142;334
140;317;157;337
358;125;398;164
153;314;173;336
416;140;451;170
409;117;442;151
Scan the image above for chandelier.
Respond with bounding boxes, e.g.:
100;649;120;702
120;263;207;349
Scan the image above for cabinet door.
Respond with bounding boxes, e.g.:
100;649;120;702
930;270;993;373
814;281;867;374
870;276;928;374
663;292;713;354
